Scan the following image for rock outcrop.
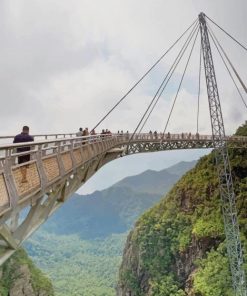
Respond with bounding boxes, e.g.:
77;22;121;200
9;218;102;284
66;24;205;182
117;122;247;296
0;248;54;296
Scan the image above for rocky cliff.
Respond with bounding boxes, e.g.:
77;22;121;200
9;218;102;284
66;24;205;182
0;248;54;296
117;123;247;296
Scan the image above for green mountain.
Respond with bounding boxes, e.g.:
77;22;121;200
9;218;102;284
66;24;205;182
24;160;196;296
40;188;161;239
37;161;196;239
0;248;54;296
117;122;247;296
114;161;197;195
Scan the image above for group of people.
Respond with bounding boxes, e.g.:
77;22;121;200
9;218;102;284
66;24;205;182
76;127;91;137
147;130;201;140
76;127;114;137
101;129;112;135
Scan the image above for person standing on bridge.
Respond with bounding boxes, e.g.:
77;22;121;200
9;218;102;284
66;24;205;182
76;127;83;137
101;129;106;138
76;128;83;145
90;129;96;142
85;128;89;136
13;126;34;183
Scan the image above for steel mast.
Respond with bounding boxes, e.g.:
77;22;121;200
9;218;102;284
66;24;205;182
199;12;246;295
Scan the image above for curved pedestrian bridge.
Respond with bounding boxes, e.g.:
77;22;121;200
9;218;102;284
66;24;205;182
0;132;246;264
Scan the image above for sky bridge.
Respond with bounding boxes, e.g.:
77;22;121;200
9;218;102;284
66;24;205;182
0;132;246;265
0;11;247;295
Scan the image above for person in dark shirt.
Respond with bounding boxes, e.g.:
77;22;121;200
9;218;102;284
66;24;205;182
13;126;34;182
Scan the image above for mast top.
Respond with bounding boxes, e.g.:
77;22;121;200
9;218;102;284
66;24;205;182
198;12;206;23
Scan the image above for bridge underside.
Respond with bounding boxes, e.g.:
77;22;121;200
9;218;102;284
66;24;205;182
0;135;246;265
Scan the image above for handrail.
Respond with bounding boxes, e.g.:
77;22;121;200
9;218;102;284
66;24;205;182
0;134;118;150
0;133;245;151
0;133;77;139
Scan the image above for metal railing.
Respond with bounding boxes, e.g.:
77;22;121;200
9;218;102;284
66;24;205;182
0;134;119;164
0;133;77;146
0;132;245;167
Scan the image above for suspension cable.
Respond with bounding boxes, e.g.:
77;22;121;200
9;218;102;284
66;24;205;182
127;22;199;144
163;28;200;135
91;19;198;132
208;26;247;94
208;27;247;109
137;22;200;134
197;41;202;133
206;15;247;52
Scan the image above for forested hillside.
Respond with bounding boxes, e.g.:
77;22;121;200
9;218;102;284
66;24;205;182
25;161;196;296
0;248;54;296
117;122;247;296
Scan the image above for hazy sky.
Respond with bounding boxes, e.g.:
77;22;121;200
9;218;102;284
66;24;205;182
0;0;246;192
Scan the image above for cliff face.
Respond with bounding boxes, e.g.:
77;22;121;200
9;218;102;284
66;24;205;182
0;249;54;296
117;123;247;296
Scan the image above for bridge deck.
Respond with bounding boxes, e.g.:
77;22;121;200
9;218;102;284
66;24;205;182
0;132;246;265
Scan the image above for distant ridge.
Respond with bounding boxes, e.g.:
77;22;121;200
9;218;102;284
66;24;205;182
40;160;197;239
114;160;197;195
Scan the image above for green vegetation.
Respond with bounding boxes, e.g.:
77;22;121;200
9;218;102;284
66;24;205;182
193;245;234;296
26;231;128;296
118;122;247;295
0;248;54;296
24;161;195;295
236;121;247;136
151;275;185;296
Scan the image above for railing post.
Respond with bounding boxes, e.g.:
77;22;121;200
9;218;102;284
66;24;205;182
69;139;77;169
56;142;65;177
3;148;19;209
36;144;48;192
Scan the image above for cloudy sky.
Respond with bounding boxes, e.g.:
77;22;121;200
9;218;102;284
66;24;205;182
1;0;246;192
